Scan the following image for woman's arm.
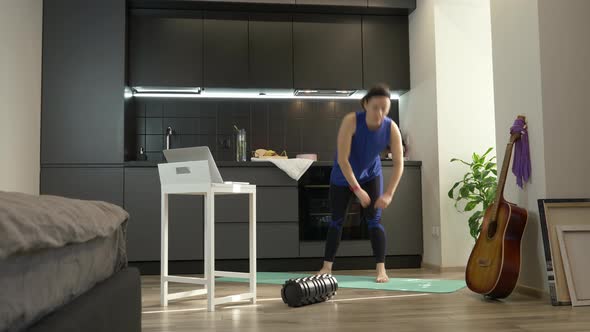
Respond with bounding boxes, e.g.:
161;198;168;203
337;113;371;207
336;113;359;189
375;121;404;209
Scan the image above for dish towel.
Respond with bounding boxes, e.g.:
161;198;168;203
251;158;314;181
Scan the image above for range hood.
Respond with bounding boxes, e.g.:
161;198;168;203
129;87;400;100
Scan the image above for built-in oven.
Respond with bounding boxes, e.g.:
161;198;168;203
298;166;369;241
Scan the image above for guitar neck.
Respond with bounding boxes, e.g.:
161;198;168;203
492;140;515;220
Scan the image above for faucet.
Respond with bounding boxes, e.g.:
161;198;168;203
165;126;174;150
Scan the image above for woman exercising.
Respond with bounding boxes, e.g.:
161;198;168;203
317;84;404;283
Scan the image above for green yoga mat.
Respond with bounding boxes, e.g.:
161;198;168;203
216;272;466;293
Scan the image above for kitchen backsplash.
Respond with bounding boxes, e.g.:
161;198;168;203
131;98;399;162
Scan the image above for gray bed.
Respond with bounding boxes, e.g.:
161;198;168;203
0;191;141;332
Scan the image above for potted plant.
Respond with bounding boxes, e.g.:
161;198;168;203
448;147;498;241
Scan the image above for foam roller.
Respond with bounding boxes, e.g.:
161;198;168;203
281;274;338;307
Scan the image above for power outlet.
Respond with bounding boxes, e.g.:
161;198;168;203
432;225;440;238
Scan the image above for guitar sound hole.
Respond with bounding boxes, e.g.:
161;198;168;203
487;221;497;239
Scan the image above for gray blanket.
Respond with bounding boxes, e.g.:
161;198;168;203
1;228;128;332
0;191;129;259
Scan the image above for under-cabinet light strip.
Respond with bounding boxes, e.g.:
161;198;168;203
129;90;400;100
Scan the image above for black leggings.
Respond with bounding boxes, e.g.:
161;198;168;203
324;175;386;263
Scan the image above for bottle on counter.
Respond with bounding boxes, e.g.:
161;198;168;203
235;128;247;162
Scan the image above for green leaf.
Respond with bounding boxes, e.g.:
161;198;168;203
487;188;497;201
483;175;497;181
465;201;479;211
468;212;483;240
468;216;479;228
449;148;499;240
459;186;470;198
448;182;461;198
451;158;471;166
470;196;483;203
473;170;481;181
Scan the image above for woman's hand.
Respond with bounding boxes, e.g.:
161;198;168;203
375;192;393;209
355;189;371;208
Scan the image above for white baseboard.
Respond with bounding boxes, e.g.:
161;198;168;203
421;262;547;298
421;263;466;273
513;284;548;299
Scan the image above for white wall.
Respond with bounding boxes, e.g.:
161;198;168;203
489;0;547;291
538;0;590;198
0;0;43;195
434;0;497;267
490;0;590;292
401;0;496;268
400;0;442;267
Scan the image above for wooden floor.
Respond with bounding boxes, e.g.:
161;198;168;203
141;268;589;332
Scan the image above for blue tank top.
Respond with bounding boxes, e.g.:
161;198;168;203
330;111;392;186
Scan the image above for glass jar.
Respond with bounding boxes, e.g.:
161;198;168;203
235;129;247;162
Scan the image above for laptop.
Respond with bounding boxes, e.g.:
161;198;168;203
162;146;248;185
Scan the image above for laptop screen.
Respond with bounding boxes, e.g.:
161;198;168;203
162;147;223;183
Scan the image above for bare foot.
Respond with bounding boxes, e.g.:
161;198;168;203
376;263;389;283
317;261;333;276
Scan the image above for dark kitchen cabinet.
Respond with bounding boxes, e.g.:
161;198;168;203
124;168;204;262
220;167;297;186
129;13;204;88
216;223;299;259
299;240;373;258
40;167;124;207
362;15;410;90
123;166;299;261
204;11;249;88
381;165;422;255
207;0;295;3
124;168;159;262
368;0;415;9
41;0;125;164
295;0;367;6
299;164;422;258
215;187;298;223
119;162;421;262
126;8;411;92
293;14;363;89
248;13;293;88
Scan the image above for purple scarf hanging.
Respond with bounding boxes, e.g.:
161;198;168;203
510;118;531;188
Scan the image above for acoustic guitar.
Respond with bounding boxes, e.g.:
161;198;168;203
465;116;529;298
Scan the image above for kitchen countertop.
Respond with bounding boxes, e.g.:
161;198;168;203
124;160;422;167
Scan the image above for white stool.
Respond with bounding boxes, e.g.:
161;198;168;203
158;160;257;312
